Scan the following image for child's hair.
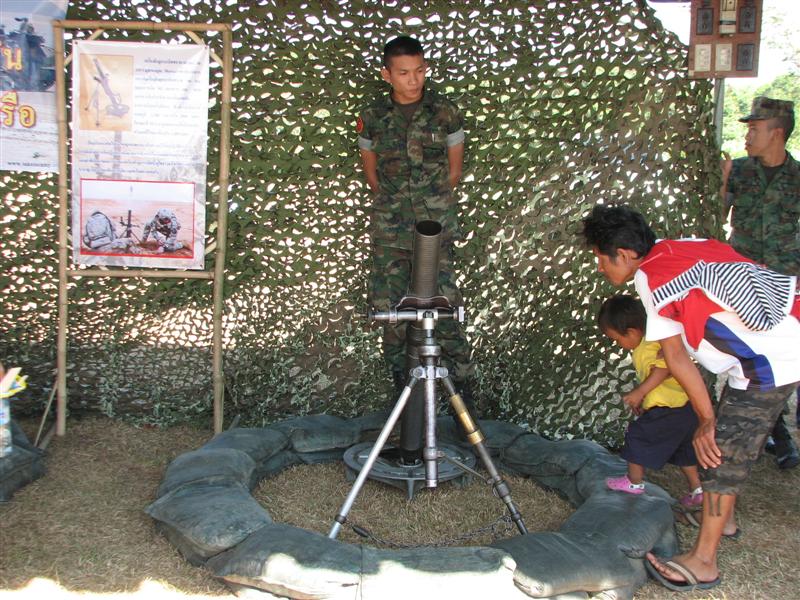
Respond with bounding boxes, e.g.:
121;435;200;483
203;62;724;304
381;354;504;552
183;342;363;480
597;295;646;335
581;203;656;258
383;35;424;67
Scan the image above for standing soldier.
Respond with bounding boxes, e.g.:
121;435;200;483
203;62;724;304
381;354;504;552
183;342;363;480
356;35;473;403
721;96;800;470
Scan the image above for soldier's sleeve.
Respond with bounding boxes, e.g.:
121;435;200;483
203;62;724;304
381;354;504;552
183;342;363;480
444;100;465;148
727;159;742;197
166;221;179;245
357;108;374;152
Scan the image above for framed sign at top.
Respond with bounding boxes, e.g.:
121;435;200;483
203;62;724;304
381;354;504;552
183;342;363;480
688;0;762;79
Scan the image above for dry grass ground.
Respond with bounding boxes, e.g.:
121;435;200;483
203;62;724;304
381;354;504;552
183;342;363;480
0;415;798;600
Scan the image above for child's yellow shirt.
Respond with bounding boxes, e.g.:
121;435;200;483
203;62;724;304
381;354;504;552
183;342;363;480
631;339;690;410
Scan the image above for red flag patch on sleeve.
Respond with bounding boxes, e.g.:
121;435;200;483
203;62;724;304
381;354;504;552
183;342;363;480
356;116;364;134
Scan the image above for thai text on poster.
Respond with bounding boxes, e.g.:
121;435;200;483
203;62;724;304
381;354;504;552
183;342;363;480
70;40;209;269
0;0;68;172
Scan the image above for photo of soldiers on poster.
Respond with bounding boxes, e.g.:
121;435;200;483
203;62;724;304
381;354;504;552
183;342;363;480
79;179;195;258
0;0;68;172
70;40;209;270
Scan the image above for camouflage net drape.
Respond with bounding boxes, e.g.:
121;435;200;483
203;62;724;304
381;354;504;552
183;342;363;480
0;0;722;445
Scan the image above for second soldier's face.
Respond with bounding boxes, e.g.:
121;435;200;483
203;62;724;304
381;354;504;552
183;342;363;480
381;54;426;104
745;119;780;158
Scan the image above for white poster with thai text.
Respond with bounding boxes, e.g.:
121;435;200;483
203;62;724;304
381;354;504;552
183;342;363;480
0;0;68;172
70;40;208;269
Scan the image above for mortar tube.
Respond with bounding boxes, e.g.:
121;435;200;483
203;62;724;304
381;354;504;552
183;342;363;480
399;220;443;462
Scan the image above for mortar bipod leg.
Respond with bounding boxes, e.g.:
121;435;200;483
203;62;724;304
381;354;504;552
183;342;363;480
442;375;528;535
328;370;421;539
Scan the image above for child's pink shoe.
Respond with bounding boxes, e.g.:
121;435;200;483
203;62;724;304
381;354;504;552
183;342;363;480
606;475;645;495
680;490;704;508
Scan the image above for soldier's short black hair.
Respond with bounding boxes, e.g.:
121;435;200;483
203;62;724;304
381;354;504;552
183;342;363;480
770;115;795;143
581;204;656;258
383;35;424;68
597;295;646;335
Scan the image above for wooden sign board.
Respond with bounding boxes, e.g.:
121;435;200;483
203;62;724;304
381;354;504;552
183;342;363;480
688;0;762;79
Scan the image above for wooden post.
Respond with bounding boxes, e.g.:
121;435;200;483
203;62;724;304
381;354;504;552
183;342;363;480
212;26;233;434
53;23;69;437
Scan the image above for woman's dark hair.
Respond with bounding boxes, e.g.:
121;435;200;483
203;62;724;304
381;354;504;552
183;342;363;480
581;204;656;258
383;35;424;68
597;294;646;334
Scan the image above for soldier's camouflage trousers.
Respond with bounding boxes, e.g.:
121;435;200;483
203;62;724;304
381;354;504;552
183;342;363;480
700;382;796;494
367;242;473;383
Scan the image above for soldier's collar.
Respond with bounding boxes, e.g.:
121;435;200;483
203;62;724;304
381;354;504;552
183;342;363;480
384;85;438;109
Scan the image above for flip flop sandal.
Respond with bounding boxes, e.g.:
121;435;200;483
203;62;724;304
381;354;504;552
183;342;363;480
645;556;721;592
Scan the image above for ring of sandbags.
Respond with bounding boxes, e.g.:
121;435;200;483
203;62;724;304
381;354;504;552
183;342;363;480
146;413;679;600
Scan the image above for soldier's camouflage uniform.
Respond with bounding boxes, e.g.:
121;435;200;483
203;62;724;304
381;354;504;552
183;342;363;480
142;208;183;253
357;86;472;383
728;151;800;276
720;96;800;479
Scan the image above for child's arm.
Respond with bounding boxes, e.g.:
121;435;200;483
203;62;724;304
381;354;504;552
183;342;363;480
623;366;670;415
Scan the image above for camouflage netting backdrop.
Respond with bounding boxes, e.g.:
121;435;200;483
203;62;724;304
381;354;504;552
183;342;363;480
0;0;722;446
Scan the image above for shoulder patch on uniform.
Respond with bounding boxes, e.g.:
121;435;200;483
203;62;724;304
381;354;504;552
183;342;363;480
356;116;364;134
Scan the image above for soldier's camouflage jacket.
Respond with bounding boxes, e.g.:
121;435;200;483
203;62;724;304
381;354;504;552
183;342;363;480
357;86;465;249
728;152;800;276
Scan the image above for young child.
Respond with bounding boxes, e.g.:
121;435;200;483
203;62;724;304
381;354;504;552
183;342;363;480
598;295;702;508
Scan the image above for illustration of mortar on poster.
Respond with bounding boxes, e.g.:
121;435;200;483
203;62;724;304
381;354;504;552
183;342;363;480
70;40;209;270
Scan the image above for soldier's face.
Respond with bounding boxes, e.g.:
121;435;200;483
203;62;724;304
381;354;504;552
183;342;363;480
745;119;782;158
381;54;426;104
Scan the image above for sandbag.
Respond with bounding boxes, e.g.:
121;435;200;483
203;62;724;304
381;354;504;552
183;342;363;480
560;492;676;560
360;545;528;600
502;436;610;504
207;522;362;600
492;532;638;598
270;414;361;453
203;427;290;464
0;420;44;502
157;447;257;497
146;482;271;565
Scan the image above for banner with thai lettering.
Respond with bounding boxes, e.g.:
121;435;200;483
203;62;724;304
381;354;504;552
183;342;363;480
70;40;209;270
0;0;68;172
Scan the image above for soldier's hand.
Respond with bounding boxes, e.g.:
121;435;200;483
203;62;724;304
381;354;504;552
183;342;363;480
720;151;732;183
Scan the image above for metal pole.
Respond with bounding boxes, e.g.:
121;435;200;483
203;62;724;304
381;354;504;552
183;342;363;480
713;77;725;149
329;373;420;539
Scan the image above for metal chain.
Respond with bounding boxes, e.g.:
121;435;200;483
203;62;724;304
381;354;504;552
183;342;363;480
347;514;516;549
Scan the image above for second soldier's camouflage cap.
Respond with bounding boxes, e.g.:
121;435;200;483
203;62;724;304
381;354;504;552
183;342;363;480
739;96;795;122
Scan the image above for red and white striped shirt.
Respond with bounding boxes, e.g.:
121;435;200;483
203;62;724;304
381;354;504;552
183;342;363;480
635;239;800;391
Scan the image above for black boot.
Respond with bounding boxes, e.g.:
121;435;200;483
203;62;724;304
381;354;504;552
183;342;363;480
392;369;406;396
772;414;799;470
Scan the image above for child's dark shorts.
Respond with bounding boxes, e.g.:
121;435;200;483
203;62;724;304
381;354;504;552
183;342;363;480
620;403;698;469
